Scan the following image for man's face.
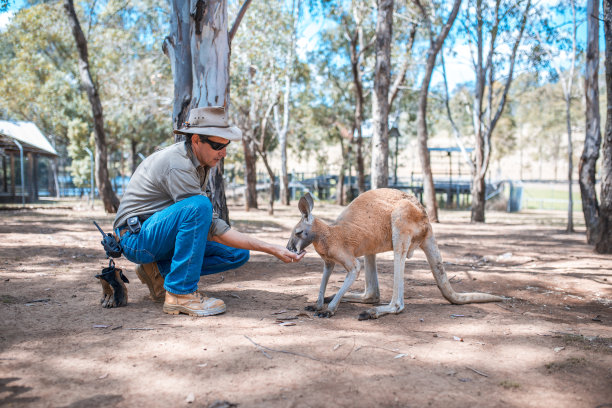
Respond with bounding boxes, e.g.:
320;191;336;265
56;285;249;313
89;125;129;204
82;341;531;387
191;134;229;167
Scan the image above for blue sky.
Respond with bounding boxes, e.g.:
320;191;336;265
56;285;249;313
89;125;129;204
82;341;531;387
0;0;597;92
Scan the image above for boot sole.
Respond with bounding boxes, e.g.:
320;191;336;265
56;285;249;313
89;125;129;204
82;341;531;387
163;304;226;317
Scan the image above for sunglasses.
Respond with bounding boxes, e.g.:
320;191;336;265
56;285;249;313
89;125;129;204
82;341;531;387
200;137;230;151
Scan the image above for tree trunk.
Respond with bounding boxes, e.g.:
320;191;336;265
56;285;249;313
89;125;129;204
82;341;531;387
346;15;368;196
163;0;192;129
130;138;138;174
259;153;275;215
566;96;574;233
337;137;347;206
243;132;258;210
278;0;300;206
416;0;462;222
243;67;258;211
63;0;119;213
370;0;393;190
596;0;612;253
580;0;602;244
165;0;237;223
470;0;530;223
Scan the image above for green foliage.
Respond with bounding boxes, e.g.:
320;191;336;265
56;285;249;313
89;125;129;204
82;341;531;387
229;0;307;166
0;0;172;186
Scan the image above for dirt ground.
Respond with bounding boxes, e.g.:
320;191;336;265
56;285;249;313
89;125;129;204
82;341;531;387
0;199;611;408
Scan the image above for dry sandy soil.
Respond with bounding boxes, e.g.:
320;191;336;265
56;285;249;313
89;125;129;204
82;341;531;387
0;200;611;408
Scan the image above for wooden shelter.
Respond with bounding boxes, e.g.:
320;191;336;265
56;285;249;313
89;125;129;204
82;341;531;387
0;121;59;204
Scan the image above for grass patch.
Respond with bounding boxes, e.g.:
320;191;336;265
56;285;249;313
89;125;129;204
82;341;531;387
545;357;587;372
499;380;520;389
0;294;18;304
560;334;612;354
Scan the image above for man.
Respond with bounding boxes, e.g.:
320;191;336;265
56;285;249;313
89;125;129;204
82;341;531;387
113;106;305;317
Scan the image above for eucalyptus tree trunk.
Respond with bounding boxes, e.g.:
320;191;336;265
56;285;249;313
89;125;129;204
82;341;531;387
243;67;258;210
415;0;462;223
598;0;612;253
163;0;249;223
275;0;300;206
563;0;577;233
63;0;119;213
334;122;354;206
470;0;530;223
580;0;602;244
345;9;370;194
370;0;393;190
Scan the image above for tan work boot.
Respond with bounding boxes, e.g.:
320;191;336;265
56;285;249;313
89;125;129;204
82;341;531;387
163;291;226;317
135;263;166;302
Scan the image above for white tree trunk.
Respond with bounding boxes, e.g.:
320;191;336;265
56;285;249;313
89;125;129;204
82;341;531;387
370;0;393;190
580;0;602;244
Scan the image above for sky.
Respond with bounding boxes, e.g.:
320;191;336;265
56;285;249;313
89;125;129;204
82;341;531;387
0;1;596;92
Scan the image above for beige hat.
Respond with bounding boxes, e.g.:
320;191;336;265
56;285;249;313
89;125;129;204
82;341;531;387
174;106;242;141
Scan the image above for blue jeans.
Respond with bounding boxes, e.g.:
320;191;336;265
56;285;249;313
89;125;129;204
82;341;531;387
116;195;250;295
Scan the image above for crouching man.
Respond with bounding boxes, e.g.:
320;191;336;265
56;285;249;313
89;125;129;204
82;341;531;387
113;106;305;317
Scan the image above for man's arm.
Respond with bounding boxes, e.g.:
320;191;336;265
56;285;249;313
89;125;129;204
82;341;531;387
210;229;306;263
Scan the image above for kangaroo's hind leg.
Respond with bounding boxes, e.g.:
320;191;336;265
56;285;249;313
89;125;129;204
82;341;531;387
359;221;411;320
328;254;380;304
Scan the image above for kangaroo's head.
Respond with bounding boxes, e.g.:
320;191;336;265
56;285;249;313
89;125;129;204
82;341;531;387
286;193;316;254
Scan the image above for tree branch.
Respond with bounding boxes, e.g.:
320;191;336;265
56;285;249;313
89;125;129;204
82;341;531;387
229;0;253;43
389;23;418;108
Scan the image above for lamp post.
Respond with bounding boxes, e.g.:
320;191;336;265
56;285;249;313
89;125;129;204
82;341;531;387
84;147;94;208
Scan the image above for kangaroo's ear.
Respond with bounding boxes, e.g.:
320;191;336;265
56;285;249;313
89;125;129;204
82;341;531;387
304;192;314;212
298;193;314;217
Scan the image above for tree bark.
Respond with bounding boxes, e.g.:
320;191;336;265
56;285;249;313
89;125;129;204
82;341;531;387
470;0;530;223
370;0;393;190
243;67;258;211
63;0;119;213
415;0;462;222
243;132;258;210
164;0;246;223
580;0;602;244
163;0;193;131
344;10;370;195
277;0;300;206
596;0;612;253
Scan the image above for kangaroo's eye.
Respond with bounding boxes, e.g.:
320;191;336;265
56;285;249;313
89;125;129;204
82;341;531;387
295;229;303;236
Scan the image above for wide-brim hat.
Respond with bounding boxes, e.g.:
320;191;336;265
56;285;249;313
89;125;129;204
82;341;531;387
173;106;242;141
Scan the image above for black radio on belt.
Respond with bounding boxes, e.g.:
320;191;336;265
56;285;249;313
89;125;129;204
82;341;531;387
127;216;142;234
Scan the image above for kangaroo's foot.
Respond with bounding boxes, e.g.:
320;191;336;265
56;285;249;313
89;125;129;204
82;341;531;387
315;309;333;318
358;302;404;321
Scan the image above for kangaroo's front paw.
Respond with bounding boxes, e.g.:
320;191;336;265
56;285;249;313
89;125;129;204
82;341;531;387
315;310;333;318
358;310;377;320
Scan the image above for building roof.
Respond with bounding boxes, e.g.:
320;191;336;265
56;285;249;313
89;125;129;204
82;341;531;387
0;120;58;157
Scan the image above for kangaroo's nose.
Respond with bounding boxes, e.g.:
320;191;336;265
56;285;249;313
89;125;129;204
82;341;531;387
286;240;296;252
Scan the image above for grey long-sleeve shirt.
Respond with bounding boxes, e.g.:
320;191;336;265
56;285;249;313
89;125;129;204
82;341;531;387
113;141;230;239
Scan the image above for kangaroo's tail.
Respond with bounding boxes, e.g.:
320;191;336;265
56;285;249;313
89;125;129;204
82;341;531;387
420;233;504;304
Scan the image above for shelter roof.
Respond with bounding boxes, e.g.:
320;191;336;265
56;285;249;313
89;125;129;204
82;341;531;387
0;120;58;157
428;147;474;153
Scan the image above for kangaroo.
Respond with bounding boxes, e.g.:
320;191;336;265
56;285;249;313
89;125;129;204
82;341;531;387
286;188;504;320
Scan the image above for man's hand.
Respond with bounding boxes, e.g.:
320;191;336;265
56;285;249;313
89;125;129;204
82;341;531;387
272;245;306;263
211;229;306;263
